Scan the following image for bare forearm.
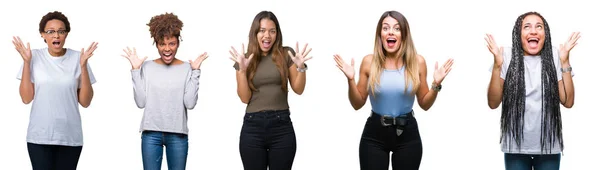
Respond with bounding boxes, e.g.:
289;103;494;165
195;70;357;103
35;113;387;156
419;86;438;111
236;71;252;103
347;79;366;110
78;64;94;107
292;72;306;94
559;62;575;108
487;66;504;109
19;62;34;104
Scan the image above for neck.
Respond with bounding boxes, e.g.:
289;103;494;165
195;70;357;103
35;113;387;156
48;48;66;57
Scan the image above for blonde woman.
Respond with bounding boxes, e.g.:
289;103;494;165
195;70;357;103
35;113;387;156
334;10;453;170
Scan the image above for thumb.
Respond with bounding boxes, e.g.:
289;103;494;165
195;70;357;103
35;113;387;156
189;60;193;64
351;58;355;67
435;61;439;70
143;56;148;61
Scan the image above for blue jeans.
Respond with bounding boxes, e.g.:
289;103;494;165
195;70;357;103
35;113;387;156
141;131;188;170
504;153;561;170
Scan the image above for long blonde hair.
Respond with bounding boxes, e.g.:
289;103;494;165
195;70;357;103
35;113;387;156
369;11;420;96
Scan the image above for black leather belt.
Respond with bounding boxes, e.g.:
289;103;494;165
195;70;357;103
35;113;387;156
371;110;414;136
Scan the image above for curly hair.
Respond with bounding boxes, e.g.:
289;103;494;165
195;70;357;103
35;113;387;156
39;11;70;33
147;12;183;44
501;11;562;154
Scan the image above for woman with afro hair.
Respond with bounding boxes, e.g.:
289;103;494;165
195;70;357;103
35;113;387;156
486;11;579;170
121;12;208;170
229;11;313;170
14;11;98;170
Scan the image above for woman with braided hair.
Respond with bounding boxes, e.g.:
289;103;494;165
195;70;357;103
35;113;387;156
121;12;208;170
486;11;579;170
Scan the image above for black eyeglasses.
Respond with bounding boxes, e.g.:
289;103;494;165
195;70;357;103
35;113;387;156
44;30;68;35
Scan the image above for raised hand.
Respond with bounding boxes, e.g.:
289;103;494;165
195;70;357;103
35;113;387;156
80;42;98;66
485;34;503;65
559;32;581;63
121;47;148;70
288;42;313;68
433;58;454;85
12;36;32;62
333;54;355;80
189;52;209;70
229;43;253;72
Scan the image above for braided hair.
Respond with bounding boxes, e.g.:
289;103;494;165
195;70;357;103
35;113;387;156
501;11;562;154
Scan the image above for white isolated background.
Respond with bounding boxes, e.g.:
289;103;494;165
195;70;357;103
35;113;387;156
0;0;597;169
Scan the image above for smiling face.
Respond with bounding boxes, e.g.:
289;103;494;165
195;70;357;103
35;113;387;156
520;14;546;56
257;18;277;56
380;16;402;54
156;36;179;64
41;19;68;56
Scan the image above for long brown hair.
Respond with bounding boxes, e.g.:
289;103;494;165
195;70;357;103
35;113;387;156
246;11;289;92
369;11;420;96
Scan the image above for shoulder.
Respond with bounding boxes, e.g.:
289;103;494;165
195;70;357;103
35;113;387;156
360;54;373;67
416;54;425;65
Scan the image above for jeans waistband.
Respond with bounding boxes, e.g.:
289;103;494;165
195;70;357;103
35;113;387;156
245;109;290;118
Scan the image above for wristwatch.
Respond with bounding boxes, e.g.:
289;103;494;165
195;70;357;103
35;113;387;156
560;66;572;73
432;82;442;92
297;64;308;73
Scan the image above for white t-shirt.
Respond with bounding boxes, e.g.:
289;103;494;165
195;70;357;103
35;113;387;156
16;48;97;146
491;46;574;154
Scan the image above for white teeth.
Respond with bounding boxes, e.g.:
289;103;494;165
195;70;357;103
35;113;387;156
528;38;539;41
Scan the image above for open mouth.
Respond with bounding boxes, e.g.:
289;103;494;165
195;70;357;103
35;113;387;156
262;40;272;49
386;37;397;47
52;40;61;47
527;37;539;49
162;52;173;61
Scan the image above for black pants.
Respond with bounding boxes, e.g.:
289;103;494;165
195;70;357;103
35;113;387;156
239;109;297;170
27;142;83;170
359;111;423;170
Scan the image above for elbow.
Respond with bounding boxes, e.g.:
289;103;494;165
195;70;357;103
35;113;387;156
185;102;197;110
417;100;431;111
135;101;146;109
292;88;304;95
487;100;500;109
80;102;90;108
420;105;431;111
563;102;574;109
241;98;250;104
21;98;32;104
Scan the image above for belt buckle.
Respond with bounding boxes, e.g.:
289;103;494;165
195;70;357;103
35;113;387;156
380;115;395;126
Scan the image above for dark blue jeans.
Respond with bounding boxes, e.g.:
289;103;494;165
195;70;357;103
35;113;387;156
141;131;189;170
504;153;561;170
239;109;297;170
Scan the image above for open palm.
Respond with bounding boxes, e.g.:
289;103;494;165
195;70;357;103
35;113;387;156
121;47;147;69
485;34;503;65
333;54;355;80
288;42;313;68
189;52;209;70
12;36;32;62
433;58;454;85
229;43;253;72
559;32;581;63
80;42;98;66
